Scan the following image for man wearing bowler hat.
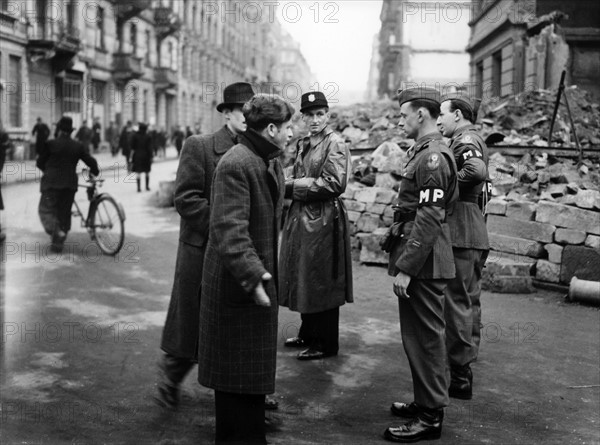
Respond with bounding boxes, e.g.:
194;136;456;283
382;87;458;442
279;91;353;361
157;82;278;411
437;91;490;400
36;116;100;252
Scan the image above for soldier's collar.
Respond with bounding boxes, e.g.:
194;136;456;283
307;125;333;147
414;131;443;153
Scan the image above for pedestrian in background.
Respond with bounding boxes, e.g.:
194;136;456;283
382;88;458;443
119;121;134;171
156;82;257;409
36;116;99;252
198;93;293;444
437;91;490;400
0;119;10;241
75;120;93;153
130;123;153;192
279;91;353;361
105;121;119;157
173;126;185;157
91;117;102;153
31;117;50;156
156;127;167;158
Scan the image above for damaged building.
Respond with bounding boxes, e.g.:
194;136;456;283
467;0;600;100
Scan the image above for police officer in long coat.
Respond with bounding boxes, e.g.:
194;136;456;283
438;92;490;400
279;91;353;361
383;88;458;443
156;82;256;409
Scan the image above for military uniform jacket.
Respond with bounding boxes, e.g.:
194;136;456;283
389;132;458;280
447;125;490;250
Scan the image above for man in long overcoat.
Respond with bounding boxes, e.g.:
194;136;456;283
156;82;256;409
130;123;153;192
279;91;353;361
198;94;293;444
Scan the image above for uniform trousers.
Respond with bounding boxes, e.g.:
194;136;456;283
215;391;266;444
445;247;488;363
38;189;76;236
399;278;450;410
298;307;339;354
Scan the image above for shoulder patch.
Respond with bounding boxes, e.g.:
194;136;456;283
426;153;440;170
464;135;473;143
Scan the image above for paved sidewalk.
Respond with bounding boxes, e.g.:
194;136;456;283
1;146;180;187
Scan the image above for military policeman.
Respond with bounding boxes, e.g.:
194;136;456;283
437;92;490;399
383;87;458;443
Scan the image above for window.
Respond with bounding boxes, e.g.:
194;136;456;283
491;50;502;97
130;86;138;123
143;89;148;123
475;61;483;100
145;29;151;64
169;41;175;69
130;23;137;55
95;6;105;49
8;55;22;126
62;74;82;114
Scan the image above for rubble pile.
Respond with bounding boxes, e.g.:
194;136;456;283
480;86;600;148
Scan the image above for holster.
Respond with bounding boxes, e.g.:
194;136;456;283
380;222;404;253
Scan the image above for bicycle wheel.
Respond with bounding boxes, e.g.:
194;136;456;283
90;195;125;255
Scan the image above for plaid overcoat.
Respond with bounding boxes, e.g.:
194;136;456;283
198;129;284;394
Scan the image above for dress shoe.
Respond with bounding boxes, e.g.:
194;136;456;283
390;401;419;418
296;348;337;361
284;337;306;348
384;410;443;443
265;396;279;410
449;365;473;400
153;381;179;410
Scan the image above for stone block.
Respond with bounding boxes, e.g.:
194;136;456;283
585;235;600;249
340;185;358;200
560;245;600;283
486;198;507;215
488;233;545;258
356;213;381;233
487;215;555;243
354;187;381;204
347;210;362;223
554;228;586;245
358;229;389;265
375;173;401;192
536;201;600;235
547;183;567;197
383;205;395;219
486;250;537;266
505;201;536;221
575;189;600;210
344;200;367;213
482;271;535;293
375;188;397;205
544;244;563;264
535;260;561;283
382;216;393;227
366;202;387;215
484;256;534;276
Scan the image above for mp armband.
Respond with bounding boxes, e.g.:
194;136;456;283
418;186;446;207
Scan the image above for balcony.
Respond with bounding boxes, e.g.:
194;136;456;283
113;53;144;83
154;67;178;90
114;0;152;25
27;21;81;69
154;6;182;41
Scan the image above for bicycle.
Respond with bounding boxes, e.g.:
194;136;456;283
72;171;126;255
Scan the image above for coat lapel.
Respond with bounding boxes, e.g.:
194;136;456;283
213;127;235;155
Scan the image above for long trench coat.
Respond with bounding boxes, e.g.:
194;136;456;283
197;129;284;394
279;126;353;314
161;127;236;360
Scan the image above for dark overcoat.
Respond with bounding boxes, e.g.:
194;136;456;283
279;126;353;314
198;129;284;394
36;135;99;191
161;127;236;359
131;130;153;173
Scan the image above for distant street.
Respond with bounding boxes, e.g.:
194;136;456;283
1;159;599;444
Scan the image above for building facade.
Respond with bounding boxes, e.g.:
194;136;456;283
376;0;471;98
467;0;600;101
0;0;311;157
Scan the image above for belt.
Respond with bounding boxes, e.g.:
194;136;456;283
458;195;480;204
393;211;416;223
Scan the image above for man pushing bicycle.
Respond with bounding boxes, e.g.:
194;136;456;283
37;116;100;253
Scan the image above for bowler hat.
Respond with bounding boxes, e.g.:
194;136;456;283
397;87;441;106
217;82;255;112
300;91;328;113
56;116;75;133
440;92;478;114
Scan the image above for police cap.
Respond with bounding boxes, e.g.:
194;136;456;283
300;91;328;113
397;87;441;107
